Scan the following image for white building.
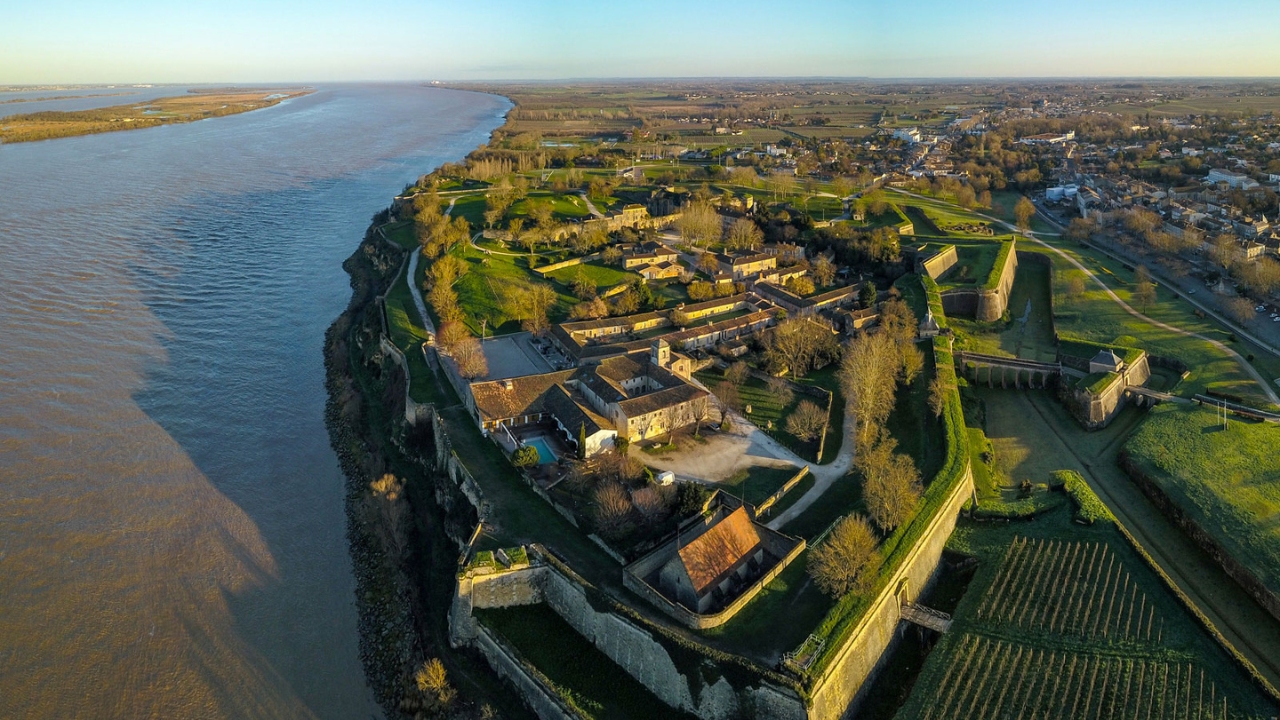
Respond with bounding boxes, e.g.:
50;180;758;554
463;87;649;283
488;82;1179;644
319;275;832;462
892;127;922;144
1206;168;1260;190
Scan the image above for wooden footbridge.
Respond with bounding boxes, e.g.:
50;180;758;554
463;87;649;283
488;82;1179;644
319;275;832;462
901;602;953;633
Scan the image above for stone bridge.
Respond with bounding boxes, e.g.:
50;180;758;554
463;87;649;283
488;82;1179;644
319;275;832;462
955;351;1073;390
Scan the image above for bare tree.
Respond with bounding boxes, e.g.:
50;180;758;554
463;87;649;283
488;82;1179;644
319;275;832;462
416;658;456;710
785;399;827;442
767;375;795;408
808;514;878;597
725;361;751;386
678;201;722;247
928;374;954;419
690;396;711;437
724;217;764;251
839;332;900;448
714;380;741;416
900;342;925;385
812;255;837;287
1133;265;1157;313
1066;275;1087;302
858;437;922;532
1014;196;1036;230
593;482;633;538
1224;296;1257;326
452;337;489;379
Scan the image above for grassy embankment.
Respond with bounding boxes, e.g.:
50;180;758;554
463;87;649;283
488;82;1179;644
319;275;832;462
1123;403;1280;599
0;88;311;143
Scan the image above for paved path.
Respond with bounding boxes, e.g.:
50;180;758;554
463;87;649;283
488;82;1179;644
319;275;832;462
578;192;605;219
766;401;857;529
404;249;436;336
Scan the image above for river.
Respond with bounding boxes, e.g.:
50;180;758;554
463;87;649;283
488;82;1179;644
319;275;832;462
0;84;508;719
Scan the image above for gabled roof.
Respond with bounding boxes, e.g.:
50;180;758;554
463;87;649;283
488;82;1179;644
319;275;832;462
677;507;762;596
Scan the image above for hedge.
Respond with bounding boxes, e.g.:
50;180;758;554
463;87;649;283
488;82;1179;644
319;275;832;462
981;240;1015;290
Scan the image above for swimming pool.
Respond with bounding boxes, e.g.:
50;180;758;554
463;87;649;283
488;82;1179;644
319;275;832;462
524;436;558;464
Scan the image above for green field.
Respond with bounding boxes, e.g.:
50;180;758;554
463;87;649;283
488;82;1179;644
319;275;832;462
894;505;1278;720
384;261;443;404
950;258;1057;362
1123;403;1280;598
448;243;579;335
545;261;639;291
509;191;593;220
447;193;488;228
477;604;695;720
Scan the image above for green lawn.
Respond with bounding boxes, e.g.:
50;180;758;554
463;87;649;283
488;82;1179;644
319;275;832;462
477;605;695;720
545;261;639;291
1123;403;1280;597
716;465;802;506
447;193;488;228
894;505;1278;720
1038;242;1272;406
694;370;830;462
932;241;1003;292
509;191;592;220
448;243;579;336
382;220;418;250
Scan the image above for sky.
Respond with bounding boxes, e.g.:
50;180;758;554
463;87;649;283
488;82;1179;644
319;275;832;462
4;0;1280;84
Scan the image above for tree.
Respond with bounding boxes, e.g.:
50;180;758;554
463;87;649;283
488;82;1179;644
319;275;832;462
832;176;855;199
786;400;827;442
764;318;839;378
724;217;764;251
416;658;456;710
767;375;795;408
725;361;750;387
511;282;558;334
512;445;540;467
670;309;691;328
900;342;925;385
808;514;878;597
601;246;623;266
569;267;596;300
858;282;877;309
812;256;837;287
977;190;992;209
857;437;922;532
839;332;901;448
955;184;977;209
697;250;721;275
928;374;954;418
715;380;741;415
1065;217;1096;243
785;276;816;297
436;320;471;350
1224;296;1256;326
1013;196;1036;231
578;422;588;460
610;289;641;316
690;396;711;437
678;201;722;247
452;337;490;379
569;296;609;320
1133;265;1156;313
877;298;917;345
593;482;633;538
687;281;716;301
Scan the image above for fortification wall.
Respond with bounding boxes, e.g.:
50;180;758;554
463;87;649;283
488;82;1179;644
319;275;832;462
921;245;959;280
806;464;975;720
938;240;1019;323
471;625;580;720
451;562;806;720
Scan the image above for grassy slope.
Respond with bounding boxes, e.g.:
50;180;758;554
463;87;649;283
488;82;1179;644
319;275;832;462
1124;403;1280;595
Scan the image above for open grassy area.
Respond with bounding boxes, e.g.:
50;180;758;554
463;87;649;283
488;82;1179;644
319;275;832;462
384;261;445;405
545;261;638;290
716;465;802;506
447;193;488;228
1123;403;1280;598
894;505;1278;720
1037;242;1272;406
509;191;592;220
932;241;1003;291
477;604;695;720
693;369;831;463
448;242;579;336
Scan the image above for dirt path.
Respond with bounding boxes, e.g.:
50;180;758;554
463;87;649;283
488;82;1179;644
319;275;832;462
578;191;605;219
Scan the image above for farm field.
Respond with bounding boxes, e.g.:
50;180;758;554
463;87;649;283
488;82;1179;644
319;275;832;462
893;505;1278;720
1122;403;1280;599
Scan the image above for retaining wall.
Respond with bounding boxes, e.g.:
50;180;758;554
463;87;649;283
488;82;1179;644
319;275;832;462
939;239;1019;322
805;463;975;720
451;560;807;720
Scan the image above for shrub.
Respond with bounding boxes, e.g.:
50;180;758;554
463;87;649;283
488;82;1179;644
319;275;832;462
1054;469;1112;524
512;445;540;467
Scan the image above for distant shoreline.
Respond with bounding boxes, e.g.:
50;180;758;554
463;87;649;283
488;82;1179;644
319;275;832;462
0;88;313;144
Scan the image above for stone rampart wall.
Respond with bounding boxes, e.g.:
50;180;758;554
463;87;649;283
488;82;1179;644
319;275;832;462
806;464;975;720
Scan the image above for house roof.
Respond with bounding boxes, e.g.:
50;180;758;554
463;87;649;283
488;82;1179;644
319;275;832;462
677;507;762;596
618;383;707;418
541;384;607;436
1091;348;1123;369
470;370;576;422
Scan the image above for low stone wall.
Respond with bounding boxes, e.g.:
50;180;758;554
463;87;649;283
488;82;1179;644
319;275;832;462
920;245;959;280
805;463;975;720
534;252;601;277
755;466;811;516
